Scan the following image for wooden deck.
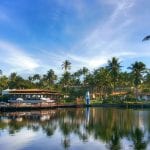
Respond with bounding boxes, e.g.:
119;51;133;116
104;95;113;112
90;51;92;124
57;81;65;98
1;103;150;112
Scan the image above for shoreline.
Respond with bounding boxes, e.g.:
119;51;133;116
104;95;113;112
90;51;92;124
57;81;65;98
0;103;150;112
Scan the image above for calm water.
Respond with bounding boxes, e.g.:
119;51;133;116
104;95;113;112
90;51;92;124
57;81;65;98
0;108;150;150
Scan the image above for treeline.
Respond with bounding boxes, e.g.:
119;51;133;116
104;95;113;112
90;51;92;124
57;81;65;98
0;57;150;100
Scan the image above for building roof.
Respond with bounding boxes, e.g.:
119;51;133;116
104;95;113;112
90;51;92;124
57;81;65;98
3;89;62;95
111;91;128;96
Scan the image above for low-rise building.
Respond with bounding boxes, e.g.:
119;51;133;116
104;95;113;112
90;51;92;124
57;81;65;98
2;89;63;103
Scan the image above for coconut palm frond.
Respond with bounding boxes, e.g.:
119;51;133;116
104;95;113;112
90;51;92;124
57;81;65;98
142;35;150;41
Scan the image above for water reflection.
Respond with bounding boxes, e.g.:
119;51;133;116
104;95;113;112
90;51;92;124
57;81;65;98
0;108;150;150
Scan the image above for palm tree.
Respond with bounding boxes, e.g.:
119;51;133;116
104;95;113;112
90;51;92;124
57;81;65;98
94;67;112;99
106;57;121;92
82;67;89;85
46;69;57;89
128;61;146;99
32;74;41;88
9;72;17;82
28;76;33;82
144;71;150;89
0;75;9;91
60;72;72;87
62;60;71;72
82;67;89;76
0;69;2;76
142;35;150;41
33;74;41;81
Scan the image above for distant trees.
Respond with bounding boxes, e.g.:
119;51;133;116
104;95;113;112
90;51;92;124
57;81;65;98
0;69;2;75
128;61;146;98
33;74;41;81
0;57;149;100
8;73;34;89
0;75;8;92
106;57;121;92
94;67;112;98
144;71;150;89
46;69;57;89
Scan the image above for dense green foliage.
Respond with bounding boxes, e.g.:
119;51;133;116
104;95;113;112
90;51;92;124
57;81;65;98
0;57;149;101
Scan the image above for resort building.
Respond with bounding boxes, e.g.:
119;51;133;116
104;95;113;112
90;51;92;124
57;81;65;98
2;89;63;103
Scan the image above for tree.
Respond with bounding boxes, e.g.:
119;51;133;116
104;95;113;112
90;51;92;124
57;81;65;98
82;67;89;76
8;73;34;89
142;35;150;41
144;71;150;89
62;60;71;72
46;69;57;89
81;67;89;86
94;67;112;99
128;61;146;99
9;72;17;81
60;72;72;87
118;72;133;91
33;74;41;81
0;69;2;76
0;75;9;91
106;57;121;92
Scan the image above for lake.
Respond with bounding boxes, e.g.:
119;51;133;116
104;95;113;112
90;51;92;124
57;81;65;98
0;108;150;150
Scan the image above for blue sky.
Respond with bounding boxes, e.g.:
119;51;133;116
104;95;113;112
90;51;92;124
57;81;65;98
0;0;150;76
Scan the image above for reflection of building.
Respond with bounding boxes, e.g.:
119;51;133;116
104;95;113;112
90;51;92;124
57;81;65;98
2;89;63;103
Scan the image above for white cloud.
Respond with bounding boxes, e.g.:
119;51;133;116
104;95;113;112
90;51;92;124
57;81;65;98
0;41;40;74
0;130;36;150
34;0;150;72
55;0;135;69
59;0;150;70
0;0;149;75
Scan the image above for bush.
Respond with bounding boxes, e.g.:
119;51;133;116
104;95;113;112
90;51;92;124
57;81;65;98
0;95;10;102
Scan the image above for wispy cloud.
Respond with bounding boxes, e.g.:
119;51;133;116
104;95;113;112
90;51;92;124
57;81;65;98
0;0;149;75
0;41;40;74
34;0;150;72
54;0;136;69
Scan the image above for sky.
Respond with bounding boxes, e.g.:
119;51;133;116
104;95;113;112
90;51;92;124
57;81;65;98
0;0;150;76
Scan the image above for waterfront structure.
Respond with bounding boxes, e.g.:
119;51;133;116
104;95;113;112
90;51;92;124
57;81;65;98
2;89;63;103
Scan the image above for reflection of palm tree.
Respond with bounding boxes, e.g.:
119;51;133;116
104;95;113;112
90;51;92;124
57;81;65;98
60;120;72;149
32;124;40;132
61;137;70;150
131;128;147;150
8;120;24;135
108;128;121;150
44;123;56;137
